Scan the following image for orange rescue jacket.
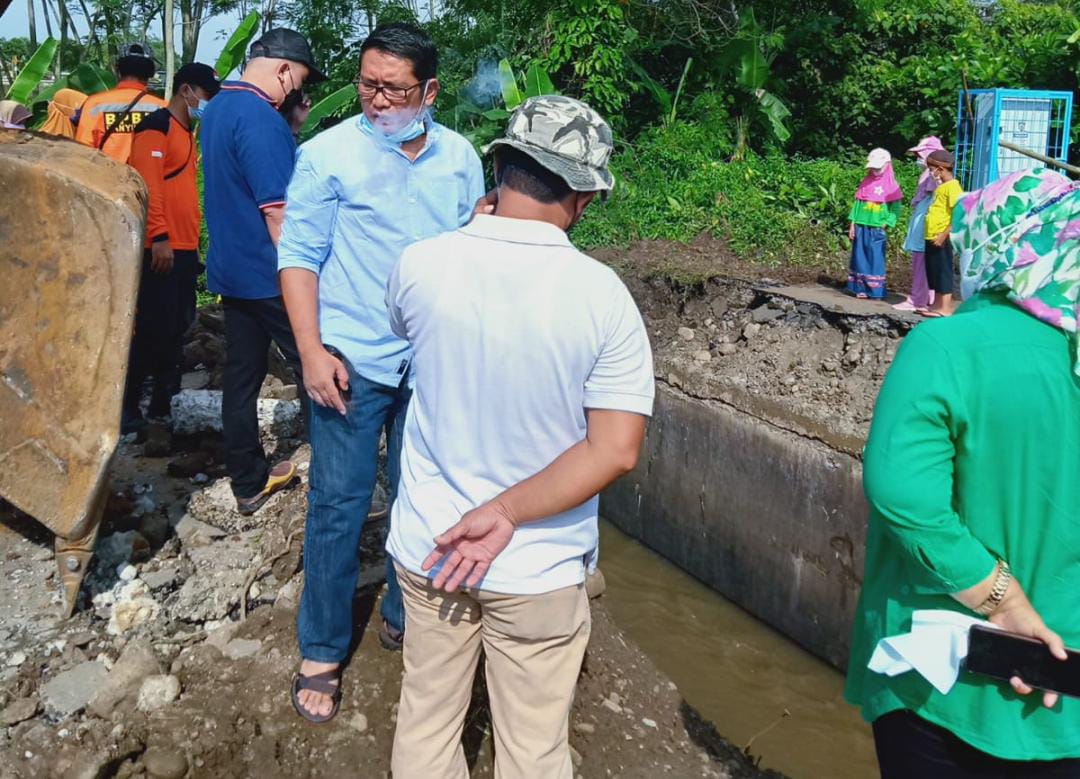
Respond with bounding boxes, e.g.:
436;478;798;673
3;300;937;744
74;80;167;163
127;108;201;251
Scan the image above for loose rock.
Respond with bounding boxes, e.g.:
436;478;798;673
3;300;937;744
143;746;189;779
106;580;161;636
222;638;261;660
0;697;39;726
89;638;162;719
136;675;181;713
677;327;696;341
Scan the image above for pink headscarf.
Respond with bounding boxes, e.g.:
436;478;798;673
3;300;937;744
909;135;946;205
855;162;904;204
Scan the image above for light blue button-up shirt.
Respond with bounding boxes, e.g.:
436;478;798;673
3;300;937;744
278;115;485;387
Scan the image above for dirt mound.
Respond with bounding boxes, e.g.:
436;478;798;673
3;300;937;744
597;238;917;454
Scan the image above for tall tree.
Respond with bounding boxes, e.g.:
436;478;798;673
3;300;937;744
163;0;174;95
27;0;38;48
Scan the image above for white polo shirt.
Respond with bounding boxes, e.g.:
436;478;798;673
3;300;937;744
385;214;655;595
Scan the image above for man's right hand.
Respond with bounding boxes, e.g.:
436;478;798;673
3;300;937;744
150;240;174;274
301;346;349;415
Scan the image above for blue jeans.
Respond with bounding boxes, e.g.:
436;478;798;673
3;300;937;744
297;361;410;663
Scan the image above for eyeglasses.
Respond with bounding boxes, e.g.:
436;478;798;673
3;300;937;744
355;79;428;105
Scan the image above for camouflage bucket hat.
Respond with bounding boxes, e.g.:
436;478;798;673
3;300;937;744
484;95;614;193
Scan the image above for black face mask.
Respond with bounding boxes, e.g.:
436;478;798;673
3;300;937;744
279;89;305;119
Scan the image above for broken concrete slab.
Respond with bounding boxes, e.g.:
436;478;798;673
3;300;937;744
41;661;109;719
170;389;301;439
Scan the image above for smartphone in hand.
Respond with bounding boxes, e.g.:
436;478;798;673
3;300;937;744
966;625;1080;698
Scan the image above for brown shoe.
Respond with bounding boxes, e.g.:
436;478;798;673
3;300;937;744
237;461;297;515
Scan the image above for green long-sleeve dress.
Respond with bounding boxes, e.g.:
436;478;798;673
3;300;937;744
845;291;1080;761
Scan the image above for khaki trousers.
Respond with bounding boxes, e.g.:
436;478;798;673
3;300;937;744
391;565;590;779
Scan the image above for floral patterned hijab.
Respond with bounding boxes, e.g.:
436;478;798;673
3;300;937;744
952;168;1080;376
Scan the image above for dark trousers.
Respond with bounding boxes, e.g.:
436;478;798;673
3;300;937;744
221;295;303;499
124;249;199;417
874;710;1080;778
924;241;955;294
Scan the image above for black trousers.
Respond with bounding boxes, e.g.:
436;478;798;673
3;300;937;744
124;248;199;417
924;241;955;294
874;710;1080;779
221;295;303;499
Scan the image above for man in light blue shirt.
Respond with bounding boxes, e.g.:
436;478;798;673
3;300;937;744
277;23;484;724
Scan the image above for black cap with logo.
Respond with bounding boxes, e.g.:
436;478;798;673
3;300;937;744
249;28;326;83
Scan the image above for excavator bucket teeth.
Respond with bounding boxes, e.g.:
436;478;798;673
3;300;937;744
0;132;146;610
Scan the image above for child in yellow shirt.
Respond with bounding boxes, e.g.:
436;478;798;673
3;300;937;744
922;150;964;316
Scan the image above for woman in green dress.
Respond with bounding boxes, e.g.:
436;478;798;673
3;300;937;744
845;168;1080;777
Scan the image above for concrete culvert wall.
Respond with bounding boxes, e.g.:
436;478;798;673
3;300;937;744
601;258;921;669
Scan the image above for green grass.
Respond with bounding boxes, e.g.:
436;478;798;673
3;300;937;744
573;118;922;274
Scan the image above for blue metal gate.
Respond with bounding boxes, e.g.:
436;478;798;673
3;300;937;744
955;88;1073;191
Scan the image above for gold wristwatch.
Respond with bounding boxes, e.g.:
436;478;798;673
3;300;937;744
974;560;1012;616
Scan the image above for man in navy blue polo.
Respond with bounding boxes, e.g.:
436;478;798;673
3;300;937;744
200;28;324;514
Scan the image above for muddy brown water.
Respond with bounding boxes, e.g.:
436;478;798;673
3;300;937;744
599;520;878;779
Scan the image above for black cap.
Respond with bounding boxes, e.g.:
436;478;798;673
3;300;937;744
249;28;326;83
175;63;222;96
119;41;156;62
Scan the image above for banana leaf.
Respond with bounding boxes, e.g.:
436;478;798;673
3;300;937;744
497;59;522;110
30;76;68;108
754;88;791;143
736;43;769;91
523;63;556;99
68;63;115;95
626;56;672;116
5;38;59;104
299;84;357;138
215;11;261;80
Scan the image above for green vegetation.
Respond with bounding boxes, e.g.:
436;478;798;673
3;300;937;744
5;0;1080;271
571;101;920;271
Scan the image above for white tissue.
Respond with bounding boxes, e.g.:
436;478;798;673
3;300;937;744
868;609;1001;695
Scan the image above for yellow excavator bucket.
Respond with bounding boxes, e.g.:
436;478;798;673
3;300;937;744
0;131;145;609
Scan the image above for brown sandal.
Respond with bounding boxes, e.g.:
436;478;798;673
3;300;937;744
291;668;342;724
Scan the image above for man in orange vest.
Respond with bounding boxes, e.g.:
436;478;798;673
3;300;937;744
75;42;167;163
122;63;221;432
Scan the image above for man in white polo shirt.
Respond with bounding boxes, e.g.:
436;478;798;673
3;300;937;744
385;95;654;778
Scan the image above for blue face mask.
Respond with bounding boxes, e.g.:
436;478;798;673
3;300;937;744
189;99;209;121
359;83;429;144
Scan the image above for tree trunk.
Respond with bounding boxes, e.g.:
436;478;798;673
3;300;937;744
27;0;38;48
40;0;54;40
179;0;203;65
55;0;67;77
163;0;175;98
75;0;101;64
